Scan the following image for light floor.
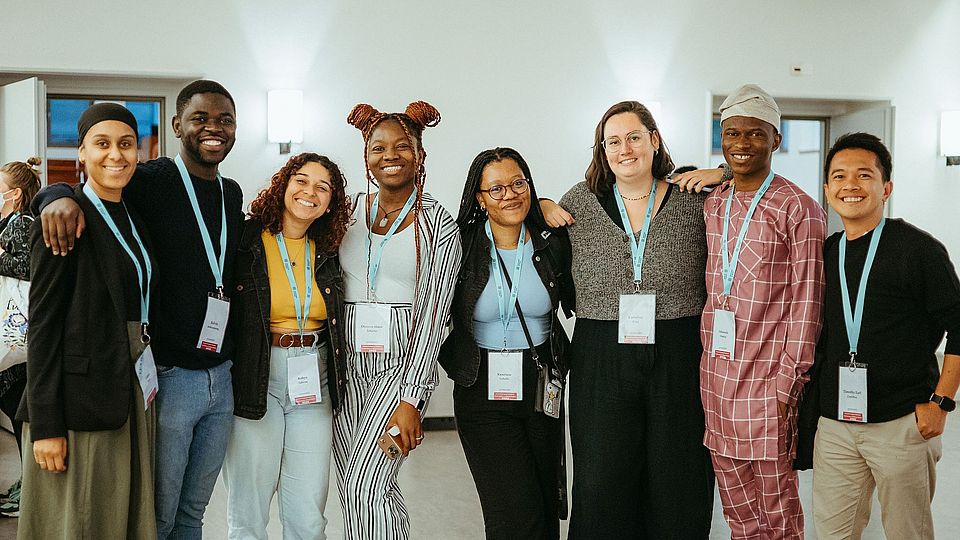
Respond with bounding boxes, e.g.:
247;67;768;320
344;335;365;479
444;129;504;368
0;414;956;539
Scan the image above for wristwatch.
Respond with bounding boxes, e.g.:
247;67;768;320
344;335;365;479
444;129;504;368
930;393;957;412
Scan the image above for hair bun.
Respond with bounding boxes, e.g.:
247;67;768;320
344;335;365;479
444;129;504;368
405;101;440;129
346;104;381;133
26;156;42;167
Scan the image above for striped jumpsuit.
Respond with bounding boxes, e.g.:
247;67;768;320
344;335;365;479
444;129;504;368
334;192;461;539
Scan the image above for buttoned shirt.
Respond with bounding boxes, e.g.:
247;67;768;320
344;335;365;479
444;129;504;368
700;175;826;461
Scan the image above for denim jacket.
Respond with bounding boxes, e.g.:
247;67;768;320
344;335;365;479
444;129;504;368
439;223;575;387
230;218;347;418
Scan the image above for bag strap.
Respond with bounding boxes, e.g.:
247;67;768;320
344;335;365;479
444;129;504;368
495;251;541;365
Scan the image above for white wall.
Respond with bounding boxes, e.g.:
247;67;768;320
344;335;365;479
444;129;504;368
3;0;958;247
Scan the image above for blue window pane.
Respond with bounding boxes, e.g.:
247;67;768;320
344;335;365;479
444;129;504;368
48;99;92;146
125;101;161;140
712;118;722;153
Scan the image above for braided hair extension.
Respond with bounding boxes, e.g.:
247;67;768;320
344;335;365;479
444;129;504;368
346;101;441;291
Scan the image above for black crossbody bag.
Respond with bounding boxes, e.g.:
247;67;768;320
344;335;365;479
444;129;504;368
496;254;563;418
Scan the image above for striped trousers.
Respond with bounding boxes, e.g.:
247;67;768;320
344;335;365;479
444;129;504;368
333;303;427;540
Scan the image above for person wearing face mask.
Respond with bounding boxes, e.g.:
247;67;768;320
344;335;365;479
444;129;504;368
0;156;42;518
222;153;351;539
440;147;574;539
16;103;158;538
33;80;244;539
337;101;461;540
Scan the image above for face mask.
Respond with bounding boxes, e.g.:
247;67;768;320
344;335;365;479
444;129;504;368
0;189;14;203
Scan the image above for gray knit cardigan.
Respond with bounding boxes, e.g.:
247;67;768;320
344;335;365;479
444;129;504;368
559;181;707;321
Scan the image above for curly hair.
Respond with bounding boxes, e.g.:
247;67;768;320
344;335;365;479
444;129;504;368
248;153;350;251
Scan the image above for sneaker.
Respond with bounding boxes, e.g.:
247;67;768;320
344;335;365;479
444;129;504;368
0;479;18;504
0;499;17;518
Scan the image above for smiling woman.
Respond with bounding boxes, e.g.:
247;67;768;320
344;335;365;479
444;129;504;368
18;102;160;539
439;146;575;539
223;152;352;538
556;101;715;538
336;101;461;540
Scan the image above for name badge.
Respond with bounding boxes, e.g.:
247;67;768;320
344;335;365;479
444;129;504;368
618;292;656;344
197;294;230;352
354;303;392;353
135;345;158;411
488;350;523;401
288;352;322;405
838;362;868;422
711;309;736;361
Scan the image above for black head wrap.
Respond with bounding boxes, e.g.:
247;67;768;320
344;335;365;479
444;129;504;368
77;103;138;143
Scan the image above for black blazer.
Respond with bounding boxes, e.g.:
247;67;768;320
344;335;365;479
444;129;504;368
17;185;157;441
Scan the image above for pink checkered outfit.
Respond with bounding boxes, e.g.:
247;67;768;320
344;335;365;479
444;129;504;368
700;175;825;539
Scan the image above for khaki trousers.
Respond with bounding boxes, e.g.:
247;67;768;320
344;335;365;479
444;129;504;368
813;413;942;540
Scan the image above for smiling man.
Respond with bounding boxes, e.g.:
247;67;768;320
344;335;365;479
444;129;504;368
812;133;960;539
699;84;826;539
34;80;244;539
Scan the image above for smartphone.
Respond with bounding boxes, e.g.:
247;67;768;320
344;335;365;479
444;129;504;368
377;425;402;460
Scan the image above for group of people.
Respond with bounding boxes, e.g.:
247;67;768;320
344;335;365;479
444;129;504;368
1;78;956;540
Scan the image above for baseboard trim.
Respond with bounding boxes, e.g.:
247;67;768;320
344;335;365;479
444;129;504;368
422;416;457;431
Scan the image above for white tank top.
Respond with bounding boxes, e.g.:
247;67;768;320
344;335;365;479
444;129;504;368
340;194;417;303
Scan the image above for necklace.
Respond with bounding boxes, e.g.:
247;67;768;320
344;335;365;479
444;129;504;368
617;180;656;201
284;236;307;267
377;206;404;227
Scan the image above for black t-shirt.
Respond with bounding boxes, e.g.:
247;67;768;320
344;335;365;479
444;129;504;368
35;157;244;369
102;199;149;322
819;218;960;423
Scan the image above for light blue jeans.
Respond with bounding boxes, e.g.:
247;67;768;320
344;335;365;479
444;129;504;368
222;345;334;540
154;360;235;540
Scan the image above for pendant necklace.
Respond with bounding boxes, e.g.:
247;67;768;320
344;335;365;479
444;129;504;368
377;206;403;227
286;237;307;267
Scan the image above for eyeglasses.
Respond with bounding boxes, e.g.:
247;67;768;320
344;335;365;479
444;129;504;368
478;178;530;200
602;130;652;153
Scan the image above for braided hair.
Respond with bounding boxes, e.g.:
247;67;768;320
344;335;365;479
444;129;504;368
346;101;441;287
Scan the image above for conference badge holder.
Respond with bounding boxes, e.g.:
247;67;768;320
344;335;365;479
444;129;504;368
353;302;392;353
496;255;563;418
618;285;656;344
197;291;230;353
838;357;868;423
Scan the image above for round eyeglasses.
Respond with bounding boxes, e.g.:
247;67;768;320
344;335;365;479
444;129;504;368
602;130;652;153
478;178;530;200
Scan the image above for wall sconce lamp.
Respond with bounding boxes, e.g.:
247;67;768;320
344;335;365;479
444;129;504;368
268;90;303;154
941;111;960;166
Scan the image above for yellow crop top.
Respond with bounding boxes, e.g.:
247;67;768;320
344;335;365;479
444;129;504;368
262;231;327;330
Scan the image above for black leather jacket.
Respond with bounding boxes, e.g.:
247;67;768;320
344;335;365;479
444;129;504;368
439;223;575;386
230;218;347;418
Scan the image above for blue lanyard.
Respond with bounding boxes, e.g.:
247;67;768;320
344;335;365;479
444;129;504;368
720;171;775;299
175;155;227;293
613;180;657;290
365;189;417;293
81;183;152;326
485;220;526;346
839;218;885;359
275;234;313;336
